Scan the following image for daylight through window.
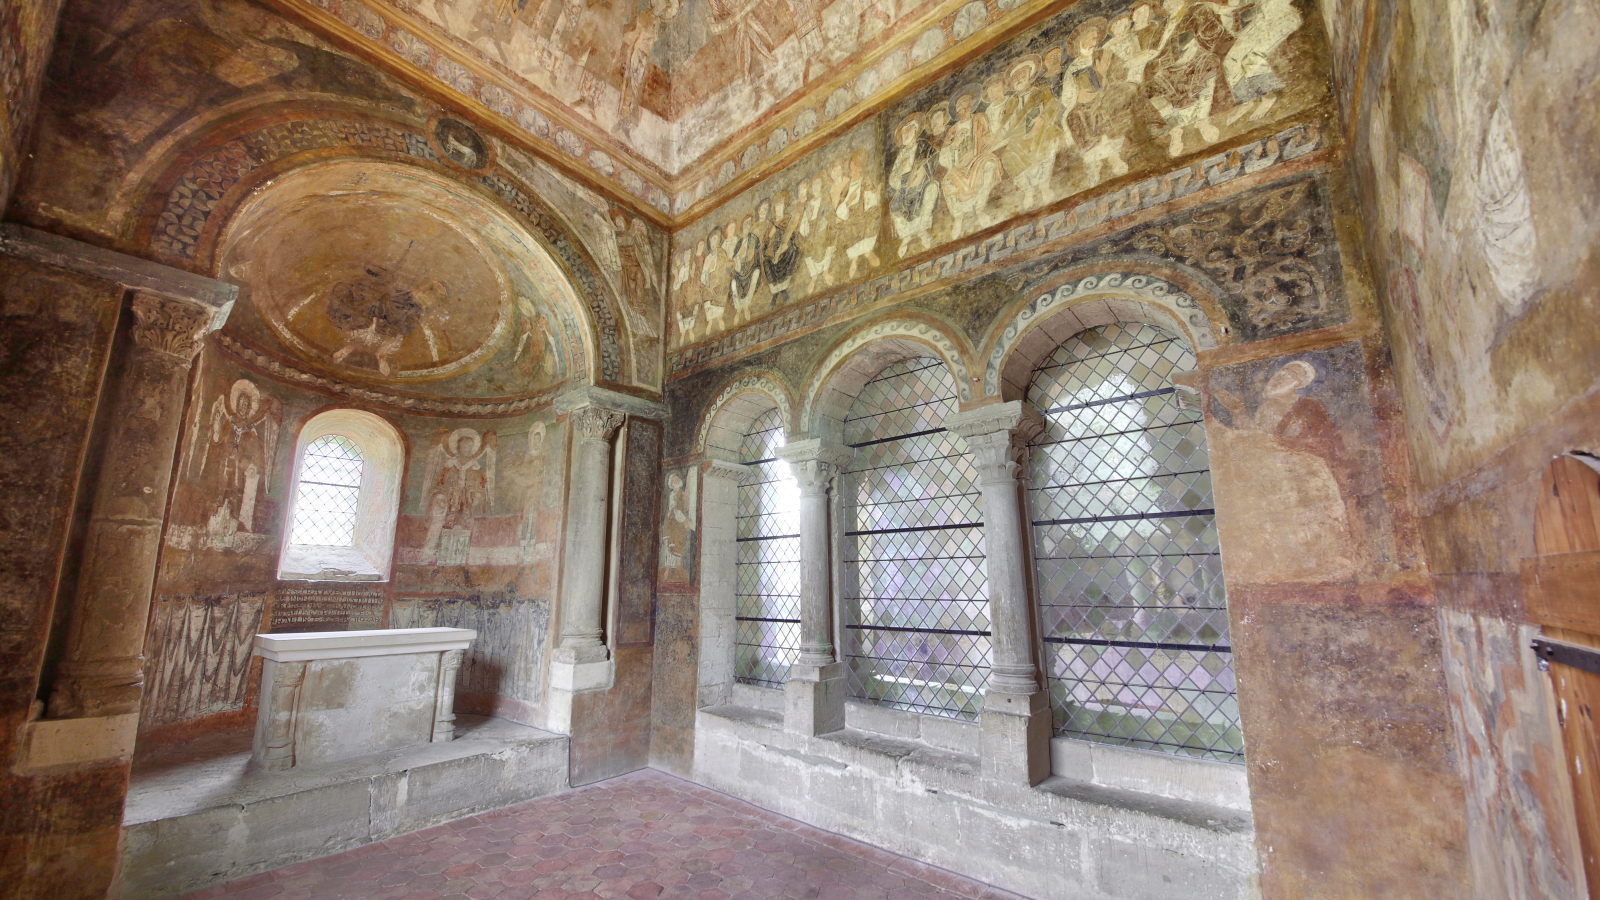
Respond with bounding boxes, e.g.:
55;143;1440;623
289;434;364;549
734;408;802;687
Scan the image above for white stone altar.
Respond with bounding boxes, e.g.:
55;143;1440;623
251;627;475;771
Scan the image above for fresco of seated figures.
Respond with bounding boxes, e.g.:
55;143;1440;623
669;0;1326;351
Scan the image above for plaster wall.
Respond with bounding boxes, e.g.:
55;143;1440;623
1335;0;1600;897
0;0;64;211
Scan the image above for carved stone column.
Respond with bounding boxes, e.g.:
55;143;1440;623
49;292;220;720
945;401;1052;785
432;649;465;742
547;404;626;731
252;659;307;771
775;438;854;736
698;455;750;708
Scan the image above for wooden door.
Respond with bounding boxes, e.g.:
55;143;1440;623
1524;454;1600;895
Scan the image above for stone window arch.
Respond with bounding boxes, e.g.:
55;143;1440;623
279;409;405;582
1025;321;1242;762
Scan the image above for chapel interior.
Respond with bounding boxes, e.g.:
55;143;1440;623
1;0;1597;898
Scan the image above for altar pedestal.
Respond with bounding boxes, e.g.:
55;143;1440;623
251;627;476;771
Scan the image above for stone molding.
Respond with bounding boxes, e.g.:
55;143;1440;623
982;272;1217;397
801;319;973;432
0;223;237;314
703;457;748;484
555;384;667;420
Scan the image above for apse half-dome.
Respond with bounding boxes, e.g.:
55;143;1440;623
216;160;591;400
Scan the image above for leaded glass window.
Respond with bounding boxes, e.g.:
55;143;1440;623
842;357;990;720
735;407;802;687
289;434;364;548
1027;323;1242;763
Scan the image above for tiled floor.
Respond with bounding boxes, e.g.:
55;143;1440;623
179;768;1028;900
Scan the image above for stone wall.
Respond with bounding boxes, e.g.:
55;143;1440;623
0;0;64;210
1336;1;1600;897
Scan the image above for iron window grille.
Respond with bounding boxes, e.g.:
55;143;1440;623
734;407;802;688
1027;323;1243;764
289;434;364;548
841;357;991;720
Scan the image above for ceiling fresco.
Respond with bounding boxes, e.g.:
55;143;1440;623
274;0;1057;219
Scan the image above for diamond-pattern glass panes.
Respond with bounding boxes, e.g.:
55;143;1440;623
736;407;801;688
842;357;990;720
290;435;363;548
1028;323;1242;764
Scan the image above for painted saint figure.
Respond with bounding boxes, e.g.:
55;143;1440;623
938;87;1003;239
422;427;498;566
200;378;280;542
888;113;941;257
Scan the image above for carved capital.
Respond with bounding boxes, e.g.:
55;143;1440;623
571;406;626;443
776;439;855;496
129;292;214;360
944;402;1046;484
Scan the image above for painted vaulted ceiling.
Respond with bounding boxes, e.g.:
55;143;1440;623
269;0;1058;224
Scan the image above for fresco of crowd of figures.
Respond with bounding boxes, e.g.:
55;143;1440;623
669;0;1325;351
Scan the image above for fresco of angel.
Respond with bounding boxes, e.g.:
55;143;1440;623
196;378;281;539
422;427;498;566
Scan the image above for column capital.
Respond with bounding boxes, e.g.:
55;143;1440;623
944;402;1045;481
703;455;748;484
570;405;627;443
776;439;854;494
129;291;221;361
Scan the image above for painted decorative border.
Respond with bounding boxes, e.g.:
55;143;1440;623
217;333;561;416
668;121;1323;378
800;318;972;432
694;373;796;454
982;272;1216;396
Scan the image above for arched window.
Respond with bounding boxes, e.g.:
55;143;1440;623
280;410;405;582
735;407;802;687
1027;323;1241;763
841;357;989;720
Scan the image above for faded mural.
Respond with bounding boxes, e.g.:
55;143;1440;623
0;0;66;210
669;0;1328;352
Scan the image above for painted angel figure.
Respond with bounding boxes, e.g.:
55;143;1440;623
200;378;280;537
422;428;497;566
513;295;560;383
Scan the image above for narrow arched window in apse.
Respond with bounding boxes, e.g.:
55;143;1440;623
734;407;802;687
289;435;365;548
1027;323;1242;763
842;357;990;720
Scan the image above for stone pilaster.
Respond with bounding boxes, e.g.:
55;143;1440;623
548;403;626;732
432;649;465;742
251;660;307;772
774;438;854;736
698;455;749;709
945;401;1052;785
49;292;220;720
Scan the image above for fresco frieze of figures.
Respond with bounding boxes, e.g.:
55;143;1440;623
670;0;1323;351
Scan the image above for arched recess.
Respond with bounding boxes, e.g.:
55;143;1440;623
984;268;1222;401
279;408;406;582
801;315;976;441
126;103;632;387
696;371;796;459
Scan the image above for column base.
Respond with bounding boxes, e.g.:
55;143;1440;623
784;662;847;736
15;713;139;771
980;690;1052;786
546;658;617;734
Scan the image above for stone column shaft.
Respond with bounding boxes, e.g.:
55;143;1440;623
775;439;854;735
432;648;465;742
555;405;626;666
50;292;218;719
945;401;1051;784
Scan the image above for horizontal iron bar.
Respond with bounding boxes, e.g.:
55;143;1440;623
1532;638;1600;676
848;426;949;449
1032;419;1203;448
847;624;992;636
846;522;983;536
743;456;780;466
298;480;360;489
1042;387;1175;416
735;616;802;624
1032;468;1211;494
735;533;802;543
1033;336;1182;371
1034;508;1215;527
1044;636;1231;653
